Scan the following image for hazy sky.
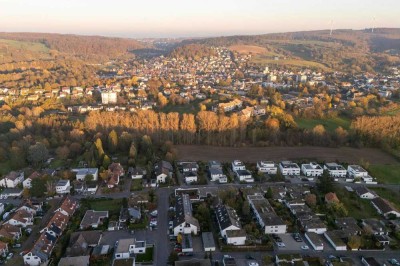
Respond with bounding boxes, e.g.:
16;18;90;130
1;0;399;38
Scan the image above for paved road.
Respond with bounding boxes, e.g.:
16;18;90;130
155;187;171;266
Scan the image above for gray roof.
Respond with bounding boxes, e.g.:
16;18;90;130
215;205;241;231
115;238;135;253
201;232;215;249
58;256;90;266
80;210;108;228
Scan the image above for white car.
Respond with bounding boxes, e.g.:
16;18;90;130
277;242;285;248
6;253;14;260
301;245;309;250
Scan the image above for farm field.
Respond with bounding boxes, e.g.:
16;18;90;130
295;116;352;132
176;145;399;165
229;44;270;55
368;164;400;184
251;56;330;71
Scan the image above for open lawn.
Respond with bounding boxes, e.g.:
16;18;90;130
229;44;270;55
0;162;12;176
369;187;400;209
295;116;352;132
176;145;398;165
135;246;154;262
84;198;122;212
160;101;200;114
368;164;400;184
251;56;330;71
0;39;49;53
335;187;379;219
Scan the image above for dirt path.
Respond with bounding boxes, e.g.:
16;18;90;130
176;145;399;164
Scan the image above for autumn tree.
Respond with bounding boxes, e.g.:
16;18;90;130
56;146;70;160
107;130;118;153
305;194;317;207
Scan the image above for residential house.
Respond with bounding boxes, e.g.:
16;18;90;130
231;160;246;172
114;238;146;259
184;172;198;184
0;171;24;188
362;219;388;235
182;234;194;253
324;163;347;179
225;229;247;246
371;197;400;218
279;161;300;176
301;162;324;177
248;194;287;234
235;170;254;183
202;232;216;252
6;209;33;228
323;231;347;251
0;241;8;257
179;162;199;173
23;231;57;266
0;223;22;241
209;168;227;183
335;217;362;236
154;160;173;184
107;163;124;188
354;186;377;199
256;161;278;175
129;167;146;179
215;204;246;245
218;99;242;112
56;196;78;217
253;105;266;116
73;168;98;181
173;194;200;236
23;171;41;189
56;180;71;194
305;232;324;251
0;188;23;198
66;230;102;256
80;210;109;229
347;165;368;178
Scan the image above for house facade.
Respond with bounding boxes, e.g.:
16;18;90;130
0;171;24;188
256;161;278;174
279;161;300;176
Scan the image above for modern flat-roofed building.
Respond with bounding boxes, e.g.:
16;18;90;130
279;161;300;176
301;162;324;177
347;165;368;178
256;161;278;174
324;163;347;178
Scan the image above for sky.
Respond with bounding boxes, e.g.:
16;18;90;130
0;0;399;38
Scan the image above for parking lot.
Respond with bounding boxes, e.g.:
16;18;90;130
275;233;307;251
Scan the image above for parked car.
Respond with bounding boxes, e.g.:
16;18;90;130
169;221;173;229
292;233;303;242
150;210;158;217
12;244;21;248
388;259;400;266
277;242;285;248
6;253;13;260
301;245;309;250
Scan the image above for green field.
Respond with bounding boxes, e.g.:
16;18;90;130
295;116;352;133
85;198;123;212
368;164;400;184
160;101;200;114
251;56;331;71
336;187;379;219
0;39;49;53
370;187;400;209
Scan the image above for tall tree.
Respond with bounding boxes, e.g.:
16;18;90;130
27;142;49;166
108;130;118;153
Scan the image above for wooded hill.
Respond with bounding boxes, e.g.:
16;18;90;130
0;32;147;62
183;28;400;72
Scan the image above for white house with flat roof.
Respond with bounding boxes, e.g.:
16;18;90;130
56;180;71;194
347;165;368;178
324;163;347;179
235;170;254;183
231;160;246;172
73;168;98;181
279;161;300;176
257;161;278;174
301;162;324;177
